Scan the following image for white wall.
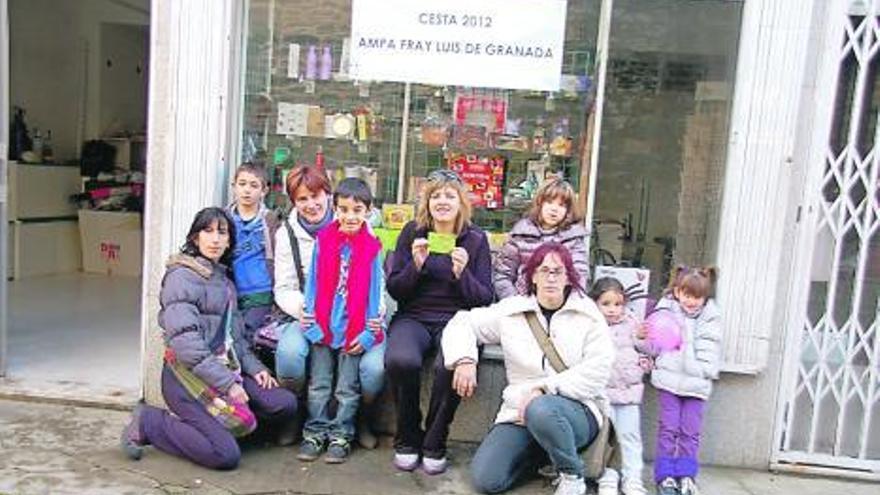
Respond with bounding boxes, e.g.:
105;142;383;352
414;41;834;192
8;0;149;162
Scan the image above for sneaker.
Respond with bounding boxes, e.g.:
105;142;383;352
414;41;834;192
679;477;699;495
297;436;325;462
324;437;351;464
537;464;558;479
597;479;618;495
120;401;146;461
656;477;680;495
553;473;587;495
621;478;648;495
392;451;420;471
421;455;448;475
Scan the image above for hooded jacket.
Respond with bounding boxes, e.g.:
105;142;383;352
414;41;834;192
606;314;651;405
649;296;723;400
159;254;268;392
494;218;590;299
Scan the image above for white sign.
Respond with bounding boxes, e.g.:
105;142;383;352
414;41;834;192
350;0;568;91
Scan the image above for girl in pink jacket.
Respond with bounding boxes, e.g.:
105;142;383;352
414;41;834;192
590;277;651;495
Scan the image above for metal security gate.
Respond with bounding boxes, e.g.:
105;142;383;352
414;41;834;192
773;1;880;478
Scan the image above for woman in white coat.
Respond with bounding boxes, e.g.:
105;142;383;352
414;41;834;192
442;242;614;495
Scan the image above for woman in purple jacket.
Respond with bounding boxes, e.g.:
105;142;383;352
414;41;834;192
385;169;494;474
120;207;297;469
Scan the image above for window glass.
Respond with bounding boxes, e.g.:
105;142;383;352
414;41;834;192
593;0;744;291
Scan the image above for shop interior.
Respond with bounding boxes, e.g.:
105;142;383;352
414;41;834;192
4;0;149;402
242;0;742;303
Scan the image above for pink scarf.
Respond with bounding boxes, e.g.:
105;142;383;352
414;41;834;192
314;220;382;349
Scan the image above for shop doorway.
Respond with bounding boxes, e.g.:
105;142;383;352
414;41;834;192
1;0;149;405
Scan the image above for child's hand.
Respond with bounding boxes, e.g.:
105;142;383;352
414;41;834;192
638;355;654;372
254;370;278;389
636;323;649;340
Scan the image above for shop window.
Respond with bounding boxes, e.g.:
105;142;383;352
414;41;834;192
593;0;744;293
239;0;600;243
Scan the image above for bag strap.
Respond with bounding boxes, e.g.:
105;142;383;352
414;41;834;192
524;311;568;373
284;216;305;290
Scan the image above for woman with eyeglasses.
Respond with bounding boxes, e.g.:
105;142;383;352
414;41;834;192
385;169;494;474
442;242;614;495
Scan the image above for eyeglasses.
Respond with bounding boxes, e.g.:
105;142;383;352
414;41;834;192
536;267;566;279
427;169;463;185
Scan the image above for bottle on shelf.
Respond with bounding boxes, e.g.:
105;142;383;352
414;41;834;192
42;129;55;163
31;127;44;162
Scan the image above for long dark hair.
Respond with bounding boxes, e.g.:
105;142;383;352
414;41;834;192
588;276;626;302
523;242;584;296
181;207;236;267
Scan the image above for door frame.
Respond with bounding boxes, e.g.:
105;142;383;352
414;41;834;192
0;0;9;377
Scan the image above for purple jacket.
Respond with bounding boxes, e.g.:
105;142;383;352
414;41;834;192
387;221;494;323
158;254;267;393
606;314;650;405
494;218;590;299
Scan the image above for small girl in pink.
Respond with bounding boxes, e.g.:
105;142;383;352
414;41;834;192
590;277;650;495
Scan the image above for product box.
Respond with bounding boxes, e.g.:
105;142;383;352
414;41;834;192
7;219;82;279
78;210;143;276
593;266;651;319
381;204;414;230
447;154;505;209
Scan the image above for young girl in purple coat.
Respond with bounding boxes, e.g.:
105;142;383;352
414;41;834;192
120;207;297;469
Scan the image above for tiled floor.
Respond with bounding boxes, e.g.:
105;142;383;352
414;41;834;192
2;273;141;404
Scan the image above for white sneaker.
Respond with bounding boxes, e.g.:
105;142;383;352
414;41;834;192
621;478;648;495
597;479;619;495
420;455;448;475
392;452;419;471
680;476;700;495
553;473;587;495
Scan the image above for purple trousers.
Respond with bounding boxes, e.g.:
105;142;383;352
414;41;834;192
654;389;705;482
140;365;297;470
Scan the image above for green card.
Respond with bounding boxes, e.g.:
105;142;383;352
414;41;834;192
374;228;401;253
428;232;456;254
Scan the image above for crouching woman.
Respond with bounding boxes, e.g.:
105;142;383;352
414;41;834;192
120;207;297;469
442;242;614;495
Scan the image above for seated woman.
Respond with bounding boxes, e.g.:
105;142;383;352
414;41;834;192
273;164;386;448
442;242;614;495
385;169;494;474
494;177;590;299
120;207;297;469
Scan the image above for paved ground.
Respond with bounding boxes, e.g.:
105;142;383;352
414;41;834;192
0;399;876;495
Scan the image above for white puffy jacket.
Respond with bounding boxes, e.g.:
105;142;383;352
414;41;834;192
649;296;723;400
442;292;615;426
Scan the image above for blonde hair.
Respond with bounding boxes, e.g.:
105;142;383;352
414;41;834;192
415;173;472;234
527;178;581;228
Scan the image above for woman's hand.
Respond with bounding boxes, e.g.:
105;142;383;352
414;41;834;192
412;238;429;271
516;388;545;425
346;342;366;355
452;361;478;398
227;382;250;404
451;247;469;279
367;317;384;334
299;311;315;328
254;370;278;389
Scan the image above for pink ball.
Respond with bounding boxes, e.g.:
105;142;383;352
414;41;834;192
645;308;684;352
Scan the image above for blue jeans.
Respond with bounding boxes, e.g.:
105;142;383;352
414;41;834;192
470;395;599;494
303;344;361;441
275;321;386;399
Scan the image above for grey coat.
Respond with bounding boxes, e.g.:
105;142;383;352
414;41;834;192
493;218;590;299
158;254;268;392
649;296;722;400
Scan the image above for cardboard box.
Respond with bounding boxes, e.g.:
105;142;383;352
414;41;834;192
593;266;651;319
78;210;143;276
8;220;82;279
